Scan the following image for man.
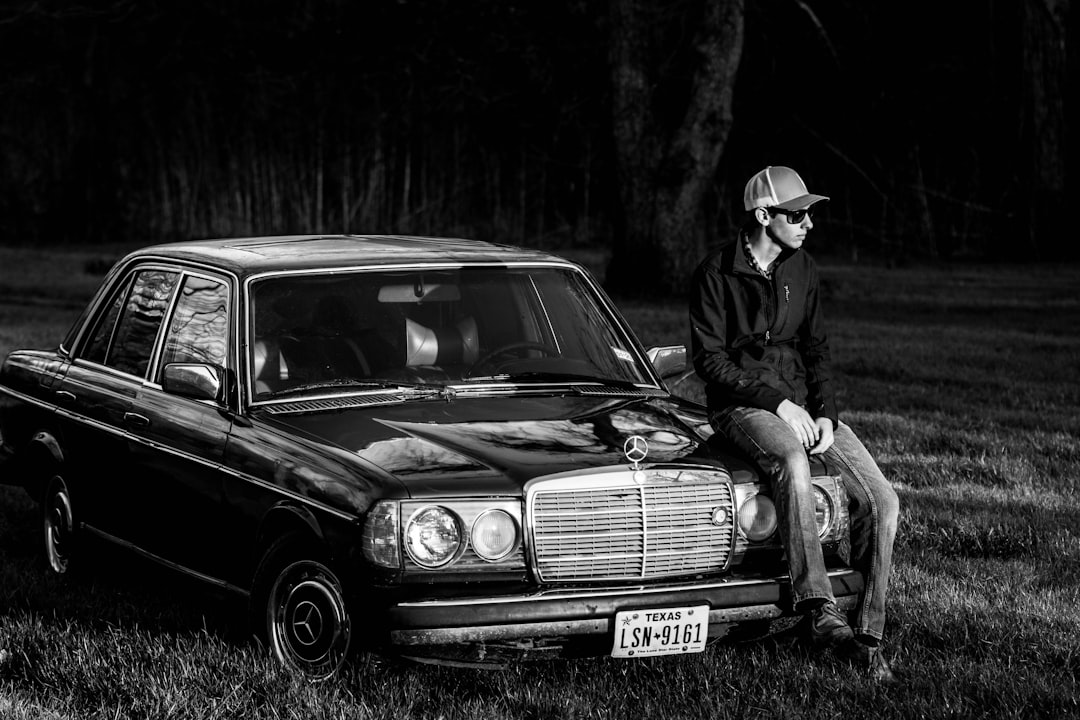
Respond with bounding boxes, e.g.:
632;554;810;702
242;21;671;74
688;166;900;682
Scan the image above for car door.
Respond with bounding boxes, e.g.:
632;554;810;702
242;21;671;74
121;271;234;578
55;267;181;541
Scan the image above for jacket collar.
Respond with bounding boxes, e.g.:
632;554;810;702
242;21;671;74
731;232;757;276
730;230;799;278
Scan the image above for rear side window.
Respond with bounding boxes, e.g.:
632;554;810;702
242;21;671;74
82;269;180;378
82;278;130;366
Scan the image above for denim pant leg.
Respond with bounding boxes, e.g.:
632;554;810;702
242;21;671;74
822;422;900;642
711;407;835;610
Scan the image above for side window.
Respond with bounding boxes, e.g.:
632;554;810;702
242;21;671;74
82;277;132;366
158;275;229;377
106;270;180;378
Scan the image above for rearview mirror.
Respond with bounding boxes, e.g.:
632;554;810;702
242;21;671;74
378;282;461;303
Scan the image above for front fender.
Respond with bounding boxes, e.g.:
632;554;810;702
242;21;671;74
254;502;327;560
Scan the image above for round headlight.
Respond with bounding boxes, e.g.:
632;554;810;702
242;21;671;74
813;486;834;538
471;509;519;561
405;506;463;568
738;494;778;542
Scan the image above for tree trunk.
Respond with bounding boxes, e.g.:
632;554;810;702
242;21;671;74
1020;0;1070;258
607;0;745;297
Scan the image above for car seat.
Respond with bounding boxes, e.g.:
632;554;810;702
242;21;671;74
252;338;290;395
277;295;372;382
405;316;479;366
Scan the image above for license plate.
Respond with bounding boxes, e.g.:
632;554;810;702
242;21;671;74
611;605;709;658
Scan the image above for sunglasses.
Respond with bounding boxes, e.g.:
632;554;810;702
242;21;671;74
766;207;814;224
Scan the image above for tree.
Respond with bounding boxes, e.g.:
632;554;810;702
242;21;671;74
1018;0;1071;259
605;0;745;296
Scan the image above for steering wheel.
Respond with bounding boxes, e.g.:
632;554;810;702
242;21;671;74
465;341;559;377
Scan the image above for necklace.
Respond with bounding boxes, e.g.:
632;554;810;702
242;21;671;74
742;234;773;279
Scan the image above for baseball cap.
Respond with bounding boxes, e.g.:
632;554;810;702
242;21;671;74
743;166;829;211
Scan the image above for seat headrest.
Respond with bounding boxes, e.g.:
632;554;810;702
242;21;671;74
405;317;479;366
252;338;275;377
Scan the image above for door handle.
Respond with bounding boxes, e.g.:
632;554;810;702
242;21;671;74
123;412;150;428
55;390;76;403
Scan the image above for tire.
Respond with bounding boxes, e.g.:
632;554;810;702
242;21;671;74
251;534;353;681
42;474;76;574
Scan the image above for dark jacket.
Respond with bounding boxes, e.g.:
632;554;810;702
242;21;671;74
688;236;838;426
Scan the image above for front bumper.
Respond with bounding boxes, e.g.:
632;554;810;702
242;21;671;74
387;568;863;647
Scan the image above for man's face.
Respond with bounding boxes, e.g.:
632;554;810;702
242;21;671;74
764;206;815;251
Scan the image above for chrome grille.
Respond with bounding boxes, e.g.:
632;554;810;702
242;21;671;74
530;473;736;582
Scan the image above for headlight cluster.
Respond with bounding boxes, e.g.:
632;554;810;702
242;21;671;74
362;500;521;569
736;485;835;542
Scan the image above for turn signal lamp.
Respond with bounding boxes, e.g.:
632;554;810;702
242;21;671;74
361;500;401;568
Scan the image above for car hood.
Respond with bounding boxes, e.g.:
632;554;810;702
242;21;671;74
263;394;718;497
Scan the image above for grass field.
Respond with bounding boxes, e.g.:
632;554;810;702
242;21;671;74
1;245;1079;719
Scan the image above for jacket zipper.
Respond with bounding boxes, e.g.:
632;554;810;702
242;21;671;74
765;282;791;346
755;274;773;345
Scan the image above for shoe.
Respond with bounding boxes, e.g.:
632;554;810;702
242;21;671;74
807;601;854;648
837;637;899;684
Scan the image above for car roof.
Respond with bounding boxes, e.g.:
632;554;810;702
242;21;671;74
123;235;578;278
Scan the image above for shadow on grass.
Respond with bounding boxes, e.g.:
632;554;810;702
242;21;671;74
1;486;251;649
895;489;1080;590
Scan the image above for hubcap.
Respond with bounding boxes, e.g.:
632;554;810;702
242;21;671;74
269;561;351;680
44;480;73;574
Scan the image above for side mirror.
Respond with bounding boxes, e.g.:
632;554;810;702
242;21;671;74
162;363;224;402
646;345;706;406
646;345;687;379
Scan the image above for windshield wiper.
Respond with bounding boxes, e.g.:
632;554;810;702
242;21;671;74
463;371;643;391
268;379;448;400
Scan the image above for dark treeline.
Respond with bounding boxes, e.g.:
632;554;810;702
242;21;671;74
0;1;1075;292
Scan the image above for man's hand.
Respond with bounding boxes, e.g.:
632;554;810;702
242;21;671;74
809;417;834;455
776;399;820;449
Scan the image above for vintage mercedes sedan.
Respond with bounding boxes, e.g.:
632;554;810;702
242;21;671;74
0;235;861;679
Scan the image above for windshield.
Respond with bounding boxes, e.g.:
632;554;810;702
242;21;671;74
247;266;653;400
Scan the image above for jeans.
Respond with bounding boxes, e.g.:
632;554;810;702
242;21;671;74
710;406;900;641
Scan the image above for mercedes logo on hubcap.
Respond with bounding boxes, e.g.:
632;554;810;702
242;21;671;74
291;600;324;646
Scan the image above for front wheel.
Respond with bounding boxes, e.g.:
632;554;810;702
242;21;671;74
42;474;76;574
253;537;353;681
